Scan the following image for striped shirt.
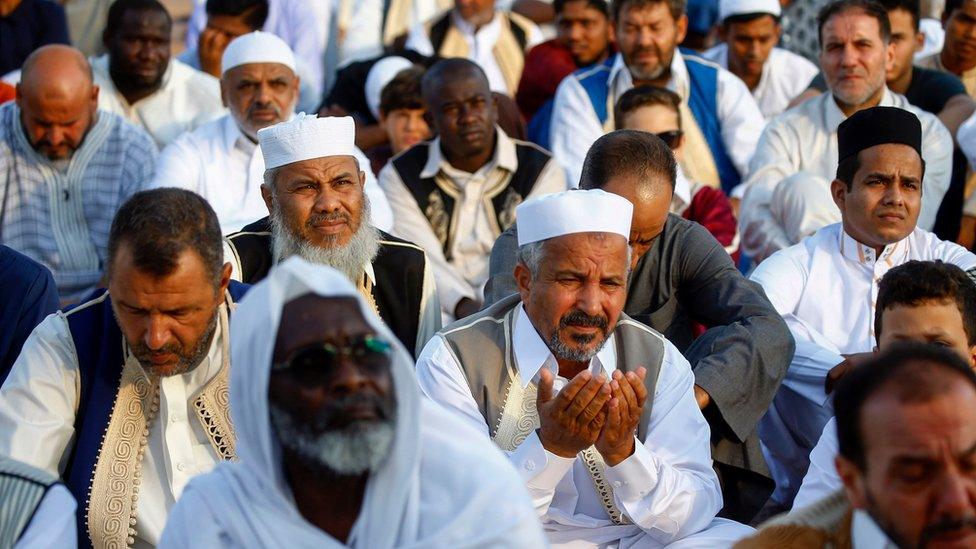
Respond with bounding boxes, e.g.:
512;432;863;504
0;103;156;302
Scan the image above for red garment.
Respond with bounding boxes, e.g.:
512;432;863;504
0;82;15;104
515;39;579;121
682;185;741;264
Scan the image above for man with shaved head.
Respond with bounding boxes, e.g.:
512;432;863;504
1;44;156;303
379;58;566;322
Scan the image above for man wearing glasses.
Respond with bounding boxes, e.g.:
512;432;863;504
484;130;793;523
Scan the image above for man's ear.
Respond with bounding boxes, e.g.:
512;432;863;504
831;178;848;211
914;30;926;53
219;80;229;108
884;40;896;74
968;345;976;370
514;262;532;302
717;23;727;42
261;184;274;214
836;455;869;509
219;262;233;294
675;13;689;44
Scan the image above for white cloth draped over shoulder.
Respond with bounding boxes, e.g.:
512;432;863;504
159;258;545;548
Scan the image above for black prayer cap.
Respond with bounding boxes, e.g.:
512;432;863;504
837;106;922;165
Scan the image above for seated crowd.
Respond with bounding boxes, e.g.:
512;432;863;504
3;0;976;547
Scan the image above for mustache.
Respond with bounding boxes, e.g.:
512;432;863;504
920;516;976;546
306;210;350;228
310;393;396;431
560;310;609;330
248;102;281;117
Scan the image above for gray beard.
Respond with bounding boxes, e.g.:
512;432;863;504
269;404;396;476
547;330;605;363
270;199;381;284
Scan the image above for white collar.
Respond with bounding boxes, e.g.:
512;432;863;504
512;303;616;388
851;510;898;549
219;114;259;154
837;225;912;267
825;87;896;132
420;126;518;179
450;9;501;38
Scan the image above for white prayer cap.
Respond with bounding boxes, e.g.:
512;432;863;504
719;0;781;21
257;113;357;169
516;189;633;246
221;31;296;75
365;56;413;120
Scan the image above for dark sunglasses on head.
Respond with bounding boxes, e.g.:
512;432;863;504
272;335;392;378
655;130;683;150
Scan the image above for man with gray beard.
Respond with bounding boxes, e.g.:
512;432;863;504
160;259;546;548
224;114;440;357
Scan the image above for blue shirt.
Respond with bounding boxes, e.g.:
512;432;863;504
0;245;58;384
0;0;69;74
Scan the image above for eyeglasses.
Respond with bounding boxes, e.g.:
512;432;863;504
655;130;683;150
272;335;392;380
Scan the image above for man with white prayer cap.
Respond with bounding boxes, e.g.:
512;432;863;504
750;105;976;511
702;0;819;120
151;31;393;234
224;114;440;357
416;189;754;547
159;257;546;548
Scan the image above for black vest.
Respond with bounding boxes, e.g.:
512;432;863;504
226;218;429;356
389;139;552;260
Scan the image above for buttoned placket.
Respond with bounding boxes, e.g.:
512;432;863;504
159;373;198;496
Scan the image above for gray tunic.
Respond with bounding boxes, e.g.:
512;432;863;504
484;214;795;521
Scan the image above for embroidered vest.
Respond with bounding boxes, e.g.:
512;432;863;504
426;10;535;95
438;294;665;523
575;53;742;194
390;139;551;261
0;457;59;547
225;220;429;356
381;0;453;44
63;282;248;549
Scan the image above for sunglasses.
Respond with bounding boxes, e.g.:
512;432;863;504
272;335;392;380
655;130;683;150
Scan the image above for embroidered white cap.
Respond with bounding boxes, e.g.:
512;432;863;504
257;114;357;169
719;0;781;21
221;31;296;75
516;189;633;246
365;56;414;120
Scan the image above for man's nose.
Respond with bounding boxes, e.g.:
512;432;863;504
575;282;604;317
144;315;170;350
932;472;976;523
329;356;369;395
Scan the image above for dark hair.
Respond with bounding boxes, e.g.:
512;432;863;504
421;58;490;101
107;188;225;288
877;0;920;30
834;343;976;469
722;12;780;25
105;0;172;39
612;0;685;23
817;0;891;49
945;0;965;21
380;66;425;116
555;0;611;16
614;85;682;130
205;0;269;30
579;129;677;190
874;260;976;345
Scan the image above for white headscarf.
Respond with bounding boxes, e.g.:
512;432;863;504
161;258;547;548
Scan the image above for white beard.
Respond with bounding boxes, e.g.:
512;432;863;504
270;198;381;284
269;404;395;475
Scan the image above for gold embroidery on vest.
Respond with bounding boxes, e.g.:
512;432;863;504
192;304;237;461
424;189;450;247
497;187;522;230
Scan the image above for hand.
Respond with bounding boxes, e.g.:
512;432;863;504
957;215;976;251
198;27;229;77
537;369;611;458
825;352;874;394
319;103;349;118
729;197;741;219
596;368;647;466
453;297;481;319
694;384;711;410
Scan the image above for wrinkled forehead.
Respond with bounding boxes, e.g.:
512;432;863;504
274;155;360;183
223;62;296;83
272;294;372;361
541;232;630;266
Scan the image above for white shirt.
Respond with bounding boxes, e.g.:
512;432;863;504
549;51;765;187
749;224;976;505
379;129;566;318
793;417;840;511
738;89;954;261
91;55;225;149
14;484;77;549
702;44;819;120
151;114;394;235
415;304;728;547
405;10;543;95
0;309;230;548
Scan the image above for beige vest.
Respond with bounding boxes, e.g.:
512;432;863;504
438;294;665;523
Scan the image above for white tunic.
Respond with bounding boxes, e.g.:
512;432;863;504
151;114;395;235
793;417;840;511
738;89;953;261
701;44;819;120
0;310;229;547
416;304;754;547
548;51;765;187
91;55;225;149
378;129;566;319
749;224;976;506
405;10;543;95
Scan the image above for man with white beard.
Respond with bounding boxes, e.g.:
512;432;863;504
224;114;440;357
159;258;546;548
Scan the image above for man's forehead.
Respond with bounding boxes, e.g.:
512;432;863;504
226;62;295;81
863;387;976;457
273;295;371;358
823;10;882;38
856;143;922;173
120;9;171;32
544;232;629;261
278;155;359;179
